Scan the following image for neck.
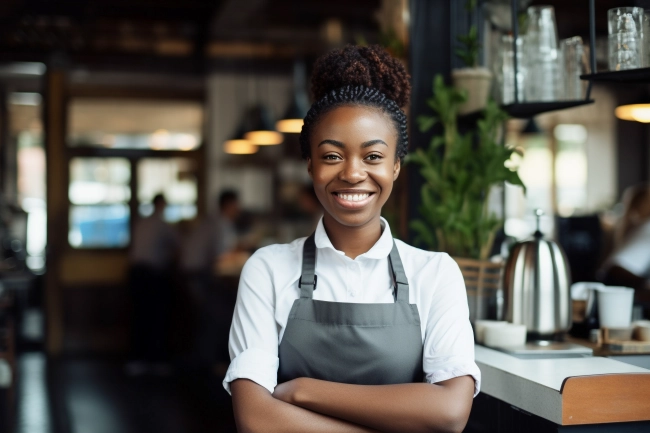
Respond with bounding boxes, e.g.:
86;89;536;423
322;214;383;259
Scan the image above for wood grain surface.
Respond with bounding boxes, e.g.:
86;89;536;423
561;373;650;425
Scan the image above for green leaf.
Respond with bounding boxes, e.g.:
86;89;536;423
417;115;437;132
410;220;436;250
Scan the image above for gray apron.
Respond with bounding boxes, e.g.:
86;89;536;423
278;233;424;385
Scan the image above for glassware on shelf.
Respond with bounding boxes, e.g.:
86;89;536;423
524;6;561;101
560;36;587;100
608;7;644;71
644;10;650;67
494;35;525;105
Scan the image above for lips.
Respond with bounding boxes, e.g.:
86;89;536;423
332;191;375;209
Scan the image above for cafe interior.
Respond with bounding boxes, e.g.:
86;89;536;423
1;0;650;432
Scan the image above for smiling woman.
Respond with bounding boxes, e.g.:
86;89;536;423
225;45;479;433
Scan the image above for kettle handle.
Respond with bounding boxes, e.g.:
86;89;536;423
534;209;544;238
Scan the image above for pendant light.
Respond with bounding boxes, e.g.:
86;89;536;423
243;104;284;145
615;102;650;123
224;138;258;154
276;60;310;134
224;124;258;155
520;118;543;135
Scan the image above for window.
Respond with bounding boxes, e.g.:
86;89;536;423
68;158;131;248
137;158;197;222
554;124;588;217
12;92;46;271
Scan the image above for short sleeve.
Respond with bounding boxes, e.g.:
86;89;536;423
223;252;280;394
422;254;481;397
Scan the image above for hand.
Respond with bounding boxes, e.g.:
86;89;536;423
272;378;304;405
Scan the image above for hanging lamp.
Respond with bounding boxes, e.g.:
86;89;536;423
224;123;258;155
224;138;258;154
276;60;310;134
520;118;543;135
615;98;650;123
243;104;284;145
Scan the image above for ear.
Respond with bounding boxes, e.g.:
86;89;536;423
393;158;401;181
307;158;313;179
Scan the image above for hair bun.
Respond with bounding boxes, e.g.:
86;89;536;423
311;45;410;108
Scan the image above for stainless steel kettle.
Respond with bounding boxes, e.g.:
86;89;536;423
502;210;572;337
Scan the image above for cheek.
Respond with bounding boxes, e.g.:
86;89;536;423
377;165;397;189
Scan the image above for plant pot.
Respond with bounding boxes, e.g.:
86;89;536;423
453;257;503;324
451;67;493;115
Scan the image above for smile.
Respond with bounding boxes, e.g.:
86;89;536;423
337;193;369;202
332;192;375;209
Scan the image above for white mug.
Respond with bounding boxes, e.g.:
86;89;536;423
597;286;635;328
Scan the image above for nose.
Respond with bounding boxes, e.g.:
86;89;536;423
338;158;366;184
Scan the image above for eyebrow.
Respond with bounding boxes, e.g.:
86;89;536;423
317;139;388;148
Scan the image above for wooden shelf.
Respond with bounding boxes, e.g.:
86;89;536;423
581;68;650;83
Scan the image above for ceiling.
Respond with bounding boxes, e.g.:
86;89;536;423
1;0;642;74
0;0;382;71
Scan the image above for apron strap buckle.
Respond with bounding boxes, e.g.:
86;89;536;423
298;274;317;290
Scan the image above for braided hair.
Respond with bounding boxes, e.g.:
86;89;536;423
299;45;411;162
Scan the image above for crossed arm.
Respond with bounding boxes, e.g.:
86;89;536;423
230;375;474;433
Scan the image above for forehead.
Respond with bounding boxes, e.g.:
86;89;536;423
311;105;397;144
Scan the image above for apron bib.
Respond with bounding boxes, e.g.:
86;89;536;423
278;233;424;385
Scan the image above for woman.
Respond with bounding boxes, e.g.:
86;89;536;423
224;45;479;433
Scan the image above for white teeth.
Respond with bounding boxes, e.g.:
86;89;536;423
338;193;369;202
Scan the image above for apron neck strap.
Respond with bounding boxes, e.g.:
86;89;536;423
299;233;317;298
388;240;410;303
299;233;410;303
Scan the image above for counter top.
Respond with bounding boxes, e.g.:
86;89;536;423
475;344;650;425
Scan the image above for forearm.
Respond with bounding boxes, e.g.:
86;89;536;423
231;379;380;433
277;377;475;433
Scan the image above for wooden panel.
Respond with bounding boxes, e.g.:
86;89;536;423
59;252;129;285
561;373;650;425
45;69;68;356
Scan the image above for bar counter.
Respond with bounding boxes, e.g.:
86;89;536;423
474;344;650;430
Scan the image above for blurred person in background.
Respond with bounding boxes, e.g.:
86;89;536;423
127;193;180;375
599;183;650;311
180;190;242;278
179;190;242;372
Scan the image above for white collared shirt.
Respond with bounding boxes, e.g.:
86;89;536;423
223;217;481;396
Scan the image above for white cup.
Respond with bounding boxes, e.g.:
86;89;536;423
484;323;527;347
474;320;508;344
597;286;635;328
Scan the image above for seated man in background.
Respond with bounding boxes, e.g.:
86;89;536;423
127;193;180;375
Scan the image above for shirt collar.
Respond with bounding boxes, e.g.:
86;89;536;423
313;217;394;260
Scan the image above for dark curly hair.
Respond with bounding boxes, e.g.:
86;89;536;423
299;45;411;162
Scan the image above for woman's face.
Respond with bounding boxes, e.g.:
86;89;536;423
307;105;400;230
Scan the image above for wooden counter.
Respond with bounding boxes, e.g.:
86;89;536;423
475;345;650;426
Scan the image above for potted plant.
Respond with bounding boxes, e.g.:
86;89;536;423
408;75;525;321
452;0;493;115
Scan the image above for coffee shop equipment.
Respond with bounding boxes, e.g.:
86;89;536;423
502;209;572;339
